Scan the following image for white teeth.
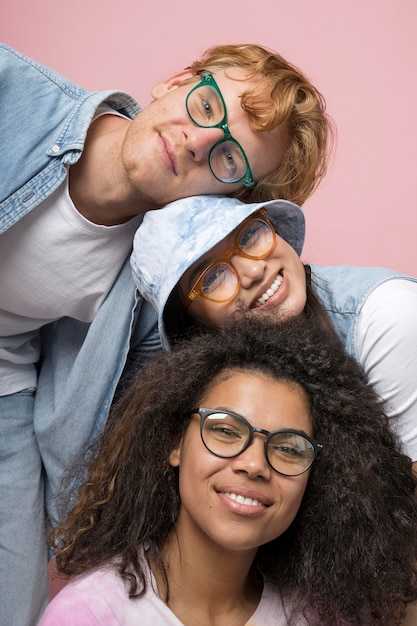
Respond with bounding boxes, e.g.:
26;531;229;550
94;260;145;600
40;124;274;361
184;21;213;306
255;274;283;307
224;492;263;507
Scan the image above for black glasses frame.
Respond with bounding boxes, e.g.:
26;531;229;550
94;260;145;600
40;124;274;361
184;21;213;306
193;407;323;477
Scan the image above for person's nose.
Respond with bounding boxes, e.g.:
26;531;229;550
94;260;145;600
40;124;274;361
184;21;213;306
231;436;271;479
183;125;224;162
230;254;267;289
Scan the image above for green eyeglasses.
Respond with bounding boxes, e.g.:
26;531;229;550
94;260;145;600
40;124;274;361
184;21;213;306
186;72;254;187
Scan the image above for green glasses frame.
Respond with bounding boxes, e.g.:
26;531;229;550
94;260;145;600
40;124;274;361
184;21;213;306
186;72;254;187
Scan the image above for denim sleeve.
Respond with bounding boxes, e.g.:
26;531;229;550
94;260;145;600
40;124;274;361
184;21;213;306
123;320;162;376
115;299;162;398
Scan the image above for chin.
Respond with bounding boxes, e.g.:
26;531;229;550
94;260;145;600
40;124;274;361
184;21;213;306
250;306;288;324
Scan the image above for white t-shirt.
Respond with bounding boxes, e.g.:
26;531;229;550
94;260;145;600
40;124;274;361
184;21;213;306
357;279;417;461
0;178;141;395
38;566;300;626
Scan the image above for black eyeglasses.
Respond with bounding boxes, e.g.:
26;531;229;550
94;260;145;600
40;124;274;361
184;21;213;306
193;407;322;477
185;72;254;187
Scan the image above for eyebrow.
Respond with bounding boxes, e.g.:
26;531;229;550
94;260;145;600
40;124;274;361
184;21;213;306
208;407;313;436
210;404;314;428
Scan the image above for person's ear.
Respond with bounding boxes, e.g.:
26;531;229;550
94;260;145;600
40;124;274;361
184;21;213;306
169;439;182;467
151;69;195;100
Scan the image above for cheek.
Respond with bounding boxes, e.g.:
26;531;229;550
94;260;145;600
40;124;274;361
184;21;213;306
288;286;307;317
292;268;308;314
283;475;309;512
177;446;225;504
188;299;233;328
273;467;310;501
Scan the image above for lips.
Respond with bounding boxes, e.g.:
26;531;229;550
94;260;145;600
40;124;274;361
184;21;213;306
254;273;283;308
160;134;177;174
223;492;267;507
216;486;271;507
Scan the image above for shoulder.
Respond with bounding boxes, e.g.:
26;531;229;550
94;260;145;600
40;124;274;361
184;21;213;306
361;278;417;327
355;278;417;459
0;43;139;117
310;265;416;311
39;568;129;625
0;43;87;99
310;264;405;289
358;278;417;365
40;564;184;626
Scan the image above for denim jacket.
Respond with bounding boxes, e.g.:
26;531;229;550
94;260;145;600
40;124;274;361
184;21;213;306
0;43;141;231
310;264;417;360
311;264;417;461
0;43;159;524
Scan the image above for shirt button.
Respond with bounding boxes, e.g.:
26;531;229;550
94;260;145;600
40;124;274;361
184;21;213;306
51;144;60;153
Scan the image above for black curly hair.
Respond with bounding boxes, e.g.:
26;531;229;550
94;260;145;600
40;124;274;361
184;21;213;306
51;316;417;625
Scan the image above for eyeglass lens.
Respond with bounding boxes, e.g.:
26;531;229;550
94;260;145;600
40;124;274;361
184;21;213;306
186;83;249;184
201;411;315;476
199;219;274;301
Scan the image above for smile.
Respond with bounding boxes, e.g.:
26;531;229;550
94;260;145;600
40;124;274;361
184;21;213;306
223;492;266;507
255;274;283;308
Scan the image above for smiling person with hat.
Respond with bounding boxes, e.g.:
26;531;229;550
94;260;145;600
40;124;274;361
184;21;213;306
131;194;417;481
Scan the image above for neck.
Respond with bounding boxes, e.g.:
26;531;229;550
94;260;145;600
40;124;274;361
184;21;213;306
155;525;262;626
68;115;151;225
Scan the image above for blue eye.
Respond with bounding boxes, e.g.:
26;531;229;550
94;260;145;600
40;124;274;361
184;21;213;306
216;144;237;175
199;96;213;121
210;140;248;184
188;85;224;126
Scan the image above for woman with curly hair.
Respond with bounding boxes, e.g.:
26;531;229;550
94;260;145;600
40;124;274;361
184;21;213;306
40;317;417;625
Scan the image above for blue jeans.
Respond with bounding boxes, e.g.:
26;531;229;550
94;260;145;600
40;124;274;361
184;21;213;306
0;389;49;626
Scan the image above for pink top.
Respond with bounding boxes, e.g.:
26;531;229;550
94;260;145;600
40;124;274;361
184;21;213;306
39;565;302;625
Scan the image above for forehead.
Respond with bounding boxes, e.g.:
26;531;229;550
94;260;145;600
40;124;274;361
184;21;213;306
179;67;254;100
199;369;313;434
210;67;255;96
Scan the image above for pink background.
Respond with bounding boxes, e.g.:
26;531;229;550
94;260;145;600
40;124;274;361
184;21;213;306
3;0;417;274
